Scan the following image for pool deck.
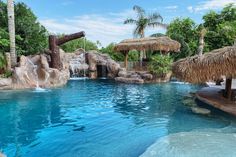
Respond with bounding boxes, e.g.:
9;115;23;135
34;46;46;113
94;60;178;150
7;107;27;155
196;87;236;116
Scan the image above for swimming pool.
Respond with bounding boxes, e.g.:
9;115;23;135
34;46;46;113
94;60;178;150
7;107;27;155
0;80;235;157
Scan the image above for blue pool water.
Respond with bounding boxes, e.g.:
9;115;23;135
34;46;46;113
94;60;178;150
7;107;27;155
0;80;235;157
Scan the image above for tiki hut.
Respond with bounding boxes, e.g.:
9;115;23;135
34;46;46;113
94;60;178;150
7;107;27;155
172;46;236;100
114;36;181;69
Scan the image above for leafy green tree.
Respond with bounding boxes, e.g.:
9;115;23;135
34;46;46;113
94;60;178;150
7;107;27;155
60;38;98;52
148;54;173;76
100;43;139;61
0;28;8;70
14;3;48;55
0;1;48;56
169;34;191;61
167;18;198;60
124;5;165;38
150;33;165;37
0;28;9;53
203;4;236;51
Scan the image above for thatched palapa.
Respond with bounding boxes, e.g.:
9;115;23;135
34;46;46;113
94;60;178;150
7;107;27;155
172;46;236;84
114;36;181;52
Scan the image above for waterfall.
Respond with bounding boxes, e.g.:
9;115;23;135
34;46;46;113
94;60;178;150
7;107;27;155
26;58;46;91
26;58;39;88
83;37;86;77
69;52;88;78
69;38;88;79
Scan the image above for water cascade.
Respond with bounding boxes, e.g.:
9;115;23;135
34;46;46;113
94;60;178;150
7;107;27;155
26;58;46;91
69;37;88;79
69;52;89;78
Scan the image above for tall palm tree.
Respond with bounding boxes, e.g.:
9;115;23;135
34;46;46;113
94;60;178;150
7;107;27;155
198;28;207;56
124;5;165;38
124;5;165;60
7;0;17;67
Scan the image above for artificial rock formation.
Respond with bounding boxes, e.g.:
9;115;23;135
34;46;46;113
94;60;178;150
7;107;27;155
63;49;121;79
12;54;70;89
86;50;120;78
115;69;171;84
0;51;70;90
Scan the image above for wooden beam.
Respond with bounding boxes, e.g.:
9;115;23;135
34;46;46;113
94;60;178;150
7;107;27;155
225;77;232;100
57;31;85;46
124;51;128;70
49;31;85;70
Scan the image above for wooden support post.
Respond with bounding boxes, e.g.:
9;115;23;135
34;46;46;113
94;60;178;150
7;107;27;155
124;51;128;70
48;31;85;70
49;35;62;70
225;77;232;100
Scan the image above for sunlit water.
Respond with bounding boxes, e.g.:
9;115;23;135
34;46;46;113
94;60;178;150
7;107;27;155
0;80;235;157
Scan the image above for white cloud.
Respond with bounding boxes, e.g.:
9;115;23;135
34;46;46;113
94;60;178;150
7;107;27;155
188;0;236;13
40;11;165;47
165;6;178;10
187;6;194;13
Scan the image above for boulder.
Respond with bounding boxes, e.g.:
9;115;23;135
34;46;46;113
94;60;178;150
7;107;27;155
11;54;70;89
141;73;153;80
0;78;12;89
115;77;144;84
182;98;197;107
191;106;211;115
107;60;120;78
118;69;127;77
85;51;120;79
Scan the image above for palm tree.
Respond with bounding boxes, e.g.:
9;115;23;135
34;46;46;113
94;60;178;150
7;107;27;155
124;5;165;38
7;0;17;67
124;5;165;60
198;27;207;56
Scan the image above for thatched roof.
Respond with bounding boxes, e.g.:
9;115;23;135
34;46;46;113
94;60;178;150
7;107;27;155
172;46;236;83
114;36;181;53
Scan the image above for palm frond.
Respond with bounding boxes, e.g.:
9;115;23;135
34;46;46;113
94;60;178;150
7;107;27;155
133;5;145;16
124;18;137;24
148;22;168;29
148;13;163;23
133;26;144;38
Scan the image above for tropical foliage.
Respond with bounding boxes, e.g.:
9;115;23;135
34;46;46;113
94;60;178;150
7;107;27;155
166;4;236;60
148;55;173;76
203;4;236;51
100;43;139;61
166;18;198;60
124;5;165;38
0;1;48;56
60;38;98;52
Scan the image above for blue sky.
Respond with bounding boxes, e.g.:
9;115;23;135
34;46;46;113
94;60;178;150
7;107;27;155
14;0;236;46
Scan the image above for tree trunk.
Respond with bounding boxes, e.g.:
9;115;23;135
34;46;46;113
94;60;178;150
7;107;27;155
49;31;85;70
198;36;204;56
7;0;17;67
124;51;128;70
198;28;206;56
140;31;146;59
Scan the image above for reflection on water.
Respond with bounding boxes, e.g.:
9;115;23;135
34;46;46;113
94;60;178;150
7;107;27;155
0;80;235;157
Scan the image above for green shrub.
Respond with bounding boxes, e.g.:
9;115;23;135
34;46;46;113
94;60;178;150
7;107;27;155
148;54;173;76
0;52;6;70
3;70;12;78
